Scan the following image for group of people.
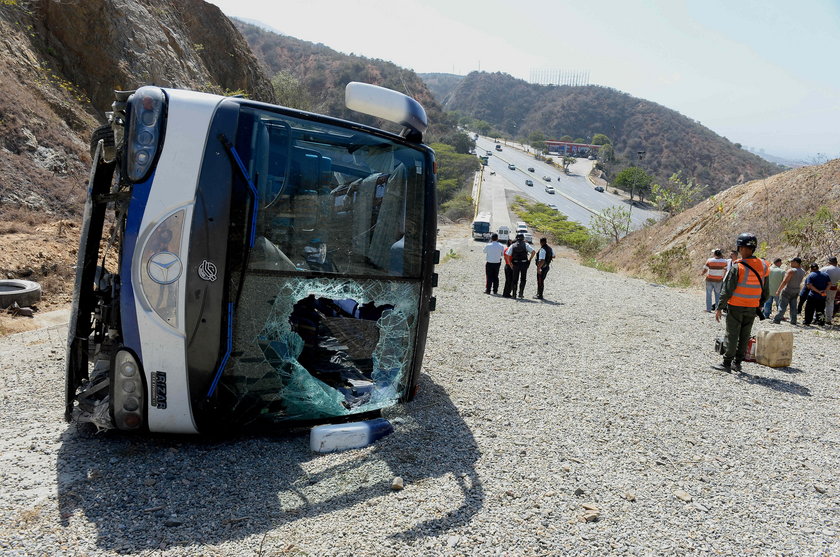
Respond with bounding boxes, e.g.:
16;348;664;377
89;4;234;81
483;233;553;299
703;243;839;327
704;232;838;372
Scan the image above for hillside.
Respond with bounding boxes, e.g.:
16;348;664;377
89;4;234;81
233;20;454;139
0;0;274;309
444;71;782;194
600;158;840;286
418;72;464;107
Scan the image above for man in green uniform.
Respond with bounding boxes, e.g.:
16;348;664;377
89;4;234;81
713;233;769;372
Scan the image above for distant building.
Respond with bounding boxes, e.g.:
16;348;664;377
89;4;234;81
545;141;601;156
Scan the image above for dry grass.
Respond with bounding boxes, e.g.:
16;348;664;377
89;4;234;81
0;313;38;336
601;159;840;287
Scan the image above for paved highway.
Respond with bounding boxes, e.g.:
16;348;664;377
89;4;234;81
475;136;662;228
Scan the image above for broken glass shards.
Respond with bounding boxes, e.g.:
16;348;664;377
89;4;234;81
224;276;420;422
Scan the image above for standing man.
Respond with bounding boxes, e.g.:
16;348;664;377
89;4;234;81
700;249;728;312
802;263;830;326
820;256;839;326
501;239;514;298
535;238;554;300
482;233;505;294
713;233;769;373
505;233;535;299
772;257;806;325
726;249;739;271
763;258;785;318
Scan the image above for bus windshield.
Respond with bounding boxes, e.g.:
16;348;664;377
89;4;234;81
235;106;427;278
212;105;432;426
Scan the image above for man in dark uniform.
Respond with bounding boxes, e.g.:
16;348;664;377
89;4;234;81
713;233;769;372
505;233;535;299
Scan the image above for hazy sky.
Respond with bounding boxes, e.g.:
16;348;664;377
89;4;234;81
206;0;840;161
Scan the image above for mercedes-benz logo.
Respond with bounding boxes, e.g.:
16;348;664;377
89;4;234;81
147;252;183;285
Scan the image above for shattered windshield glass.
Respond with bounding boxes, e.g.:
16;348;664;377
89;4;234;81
218;107;428;423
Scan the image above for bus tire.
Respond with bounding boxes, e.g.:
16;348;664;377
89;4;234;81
0;279;41;309
90;124;115;163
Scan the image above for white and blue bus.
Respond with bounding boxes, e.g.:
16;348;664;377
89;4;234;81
66;83;438;434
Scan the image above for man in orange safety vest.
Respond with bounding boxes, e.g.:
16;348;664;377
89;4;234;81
713;233;769;372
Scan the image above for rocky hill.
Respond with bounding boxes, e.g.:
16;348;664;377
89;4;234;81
442;71;782;194
418;72;463;107
0;0;274;309
600;158;840;286
233;20;454;140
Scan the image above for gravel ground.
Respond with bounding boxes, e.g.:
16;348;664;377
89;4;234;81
1;225;838;556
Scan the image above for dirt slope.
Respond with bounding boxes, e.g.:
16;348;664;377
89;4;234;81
0;0;274;316
600;159;840;285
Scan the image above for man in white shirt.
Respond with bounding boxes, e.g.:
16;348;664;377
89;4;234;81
820;256;840;325
482;233;506;294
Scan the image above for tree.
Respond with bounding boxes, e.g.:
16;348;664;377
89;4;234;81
599;143;615;162
590;206;631;243
441;131;475;155
782;205;840;262
612;167;652;201
559;135;573;142
271;71;311;110
529;131;547;153
429;142;480;205
649;171;706;214
561;156;576;172
573;137;586;144
592;133;611;145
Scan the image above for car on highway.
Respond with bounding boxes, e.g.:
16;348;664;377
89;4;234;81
515;222;528;232
497;226;511;242
486;150;492;156
547;203;558;210
522;231;533;243
527;167;535;172
542;176;551;182
588;155;596;160
594;186;605;192
495;145;503;151
508;163;516;170
525;179;533;186
545;185;555;194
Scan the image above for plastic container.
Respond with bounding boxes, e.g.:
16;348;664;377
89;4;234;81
310;418;394;453
755;330;794;368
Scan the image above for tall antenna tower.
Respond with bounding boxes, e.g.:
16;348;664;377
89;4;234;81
529;68;590;87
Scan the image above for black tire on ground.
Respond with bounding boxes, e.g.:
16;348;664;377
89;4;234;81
90;124;115;161
0;279;42;309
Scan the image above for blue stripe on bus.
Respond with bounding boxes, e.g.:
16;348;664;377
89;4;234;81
206;302;234;398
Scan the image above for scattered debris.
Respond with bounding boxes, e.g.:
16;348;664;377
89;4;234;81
391;477;404;491
814;485;827;494
574;488;585;497
622;492;636;502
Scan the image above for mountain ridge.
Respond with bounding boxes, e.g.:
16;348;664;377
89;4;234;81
436;71;782;195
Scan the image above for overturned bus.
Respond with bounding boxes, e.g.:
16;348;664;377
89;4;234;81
66;83;438;434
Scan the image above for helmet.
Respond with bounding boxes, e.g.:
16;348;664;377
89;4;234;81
736;233;757;249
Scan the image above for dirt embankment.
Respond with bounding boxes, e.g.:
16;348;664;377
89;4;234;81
600;159;840;286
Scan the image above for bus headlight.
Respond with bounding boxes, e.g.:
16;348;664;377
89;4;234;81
127;86;165;182
112;350;145;430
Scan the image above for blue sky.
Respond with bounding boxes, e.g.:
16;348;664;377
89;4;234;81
207;0;840;161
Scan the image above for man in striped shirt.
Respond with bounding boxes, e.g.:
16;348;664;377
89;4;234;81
701;249;728;312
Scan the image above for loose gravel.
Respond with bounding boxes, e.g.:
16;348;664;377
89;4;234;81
1;225;838;556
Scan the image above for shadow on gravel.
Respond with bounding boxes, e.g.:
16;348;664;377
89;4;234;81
734;370;811;396
776;366;805;374
56;374;483;552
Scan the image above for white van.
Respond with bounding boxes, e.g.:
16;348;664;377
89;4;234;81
497;226;510;242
